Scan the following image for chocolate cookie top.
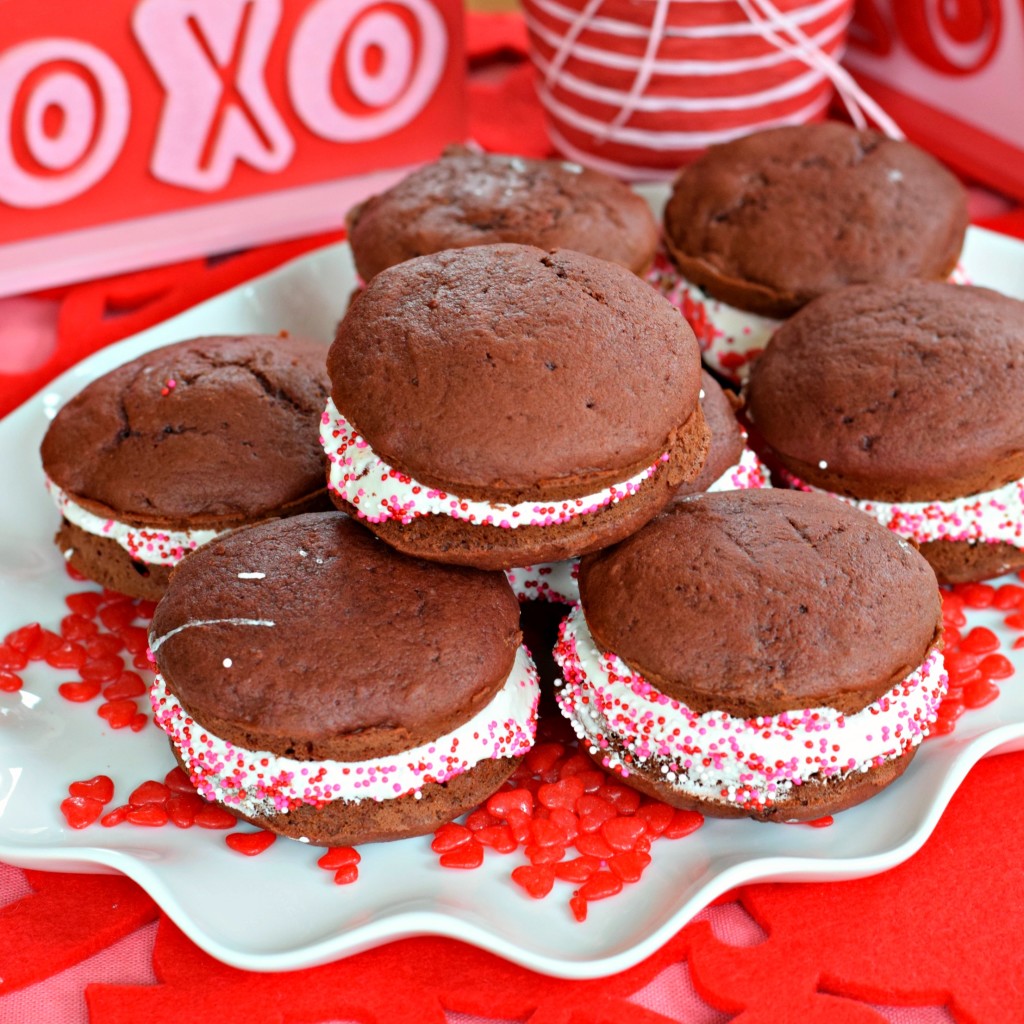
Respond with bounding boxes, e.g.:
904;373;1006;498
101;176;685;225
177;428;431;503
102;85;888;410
578;488;941;717
41;335;330;527
150;512;522;761
674;371;745;499
746;281;1024;502
329;244;702;504
663;122;968;317
347;146;659;280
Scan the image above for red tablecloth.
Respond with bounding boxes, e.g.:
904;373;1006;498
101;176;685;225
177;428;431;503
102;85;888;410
3;12;1024;1023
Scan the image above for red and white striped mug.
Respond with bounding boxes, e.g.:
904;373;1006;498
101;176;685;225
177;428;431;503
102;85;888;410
522;0;878;179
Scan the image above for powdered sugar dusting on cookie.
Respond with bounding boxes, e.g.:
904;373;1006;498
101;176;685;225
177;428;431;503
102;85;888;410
554;605;946;813
151;645;540;815
320;399;669;529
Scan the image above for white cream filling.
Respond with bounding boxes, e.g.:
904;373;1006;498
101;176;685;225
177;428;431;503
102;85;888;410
647;256;969;385
46;477;222;567
783;469;1024;550
646;255;779;384
555;605;947;812
150;645;541;816
705;445;769;494
505;559;581;605
506;446;769;604
320;398;668;529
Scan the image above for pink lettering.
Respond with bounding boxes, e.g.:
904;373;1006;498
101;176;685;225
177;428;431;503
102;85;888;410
289;0;447;143
133;0;294;192
0;39;130;208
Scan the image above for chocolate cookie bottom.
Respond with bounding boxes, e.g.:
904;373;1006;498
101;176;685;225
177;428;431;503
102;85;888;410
583;740;917;823
331;407;710;571
172;749;521;846
919;539;1024;585
55;489;331;600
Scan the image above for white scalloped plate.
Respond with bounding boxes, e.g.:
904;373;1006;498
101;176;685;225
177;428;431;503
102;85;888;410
1;218;1023;979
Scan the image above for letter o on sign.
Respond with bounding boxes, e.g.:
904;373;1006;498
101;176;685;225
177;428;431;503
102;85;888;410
288;0;446;142
0;39;130;209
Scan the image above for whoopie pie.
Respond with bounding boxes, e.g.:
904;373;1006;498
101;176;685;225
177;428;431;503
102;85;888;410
555;489;946;821
746;281;1024;582
654;121;968;381
149;512;540;845
505;371;767;603
347;145;659;281
41;335;331;600
322;244;710;570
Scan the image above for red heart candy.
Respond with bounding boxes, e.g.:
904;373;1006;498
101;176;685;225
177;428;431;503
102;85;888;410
60;796;104;830
430;823;472;854
578;870;623;901
608;850;652;883
118;625;150;655
0;670;23;692
225;831;276;856
129;780;170;806
537;776;584;810
80;655;125;683
663;809;704;840
5;622;41;652
25;628;63;661
486;787;534;819
164;767;198;794
554;856;600;883
600;816;647;853
317;846;361;869
97;699;137;729
511;864;555;899
100;602;138;632
166;793;203;828
524;843;565;865
59;680;101;703
0;644;28;671
69;775;115;804
60;614;98;641
103;672;147;701
473;825;516;853
570;893;588;922
65;592;104;617
100;805;129;827
127;804;168;827
85;634;123;658
438;843;483;869
45;642;86;669
333;864;359;885
194;804;237;829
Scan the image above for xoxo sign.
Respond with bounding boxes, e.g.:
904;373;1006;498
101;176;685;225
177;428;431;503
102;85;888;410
0;0;464;296
846;0;1024;200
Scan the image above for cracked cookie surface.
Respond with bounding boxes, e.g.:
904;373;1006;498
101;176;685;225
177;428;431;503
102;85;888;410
663;122;968;317
347;145;659;281
578;488;942;717
41;334;331;526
